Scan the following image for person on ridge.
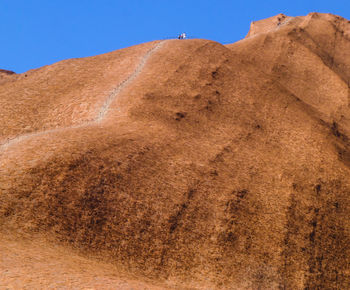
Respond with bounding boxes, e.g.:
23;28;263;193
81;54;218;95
177;33;186;40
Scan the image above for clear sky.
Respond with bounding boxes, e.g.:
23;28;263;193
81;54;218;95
1;0;349;73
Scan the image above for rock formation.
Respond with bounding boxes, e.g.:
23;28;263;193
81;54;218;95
1;13;350;289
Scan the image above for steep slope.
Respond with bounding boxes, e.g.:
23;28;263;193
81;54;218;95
1;13;350;289
0;41;158;143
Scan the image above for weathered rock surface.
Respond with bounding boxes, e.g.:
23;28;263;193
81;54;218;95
1;12;350;289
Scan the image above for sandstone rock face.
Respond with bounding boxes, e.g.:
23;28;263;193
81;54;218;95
1;13;350;289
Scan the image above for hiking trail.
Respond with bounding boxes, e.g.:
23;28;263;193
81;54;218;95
0;41;166;151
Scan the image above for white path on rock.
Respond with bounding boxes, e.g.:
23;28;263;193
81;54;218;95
96;41;165;122
0;41;166;152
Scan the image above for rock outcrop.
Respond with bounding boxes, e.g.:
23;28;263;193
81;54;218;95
0;69;15;75
1;13;350;289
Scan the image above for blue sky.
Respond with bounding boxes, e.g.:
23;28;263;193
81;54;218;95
1;0;349;73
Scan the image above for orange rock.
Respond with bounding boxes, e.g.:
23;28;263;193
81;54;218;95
1;13;350;289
